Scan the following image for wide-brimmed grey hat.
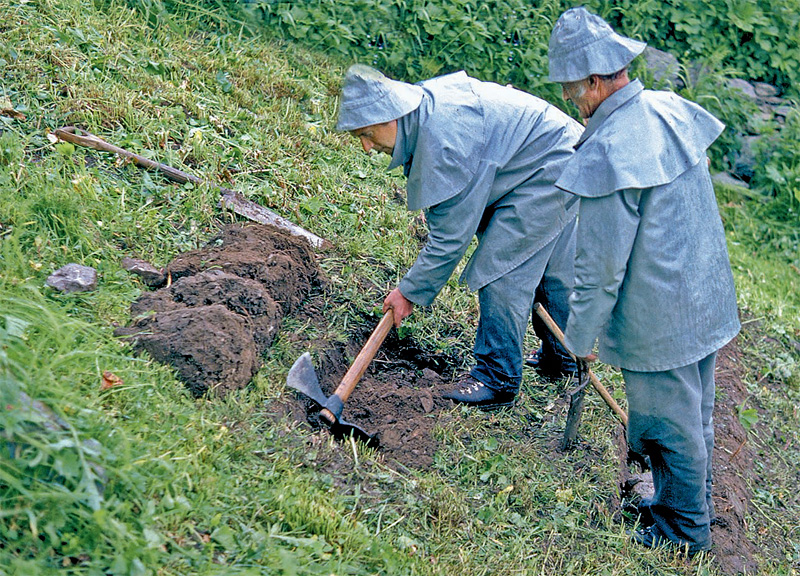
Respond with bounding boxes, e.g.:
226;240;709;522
335;64;424;131
548;7;646;83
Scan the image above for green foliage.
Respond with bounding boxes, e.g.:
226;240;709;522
2;0;799;574
0;292;162;573
751;106;800;217
583;0;800;96
249;0;566;102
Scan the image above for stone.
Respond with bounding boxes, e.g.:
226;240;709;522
727;78;757;99
712;171;750;190
121;257;165;287
643;46;681;88
46;263;97;293
628;472;655;501
773;105;794;121
753;82;779;98
731;135;760;182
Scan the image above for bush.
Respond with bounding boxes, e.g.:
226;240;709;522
582;0;800;97
250;0;565;103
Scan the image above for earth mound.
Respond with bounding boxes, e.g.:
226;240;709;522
115;223;323;397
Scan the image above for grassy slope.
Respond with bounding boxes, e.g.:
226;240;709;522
0;1;798;574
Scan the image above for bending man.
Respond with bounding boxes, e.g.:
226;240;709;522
336;65;582;409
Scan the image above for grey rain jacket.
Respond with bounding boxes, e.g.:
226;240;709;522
387;72;583;306
559;79;740;371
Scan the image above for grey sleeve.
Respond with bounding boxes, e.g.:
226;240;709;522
398;184;489;306
563;189;642;357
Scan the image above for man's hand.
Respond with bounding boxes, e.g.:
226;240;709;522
383;288;414;327
577;353;598;363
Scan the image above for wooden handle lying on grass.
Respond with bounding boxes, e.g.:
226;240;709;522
320;310;394;425
533;303;628;427
54;126;328;249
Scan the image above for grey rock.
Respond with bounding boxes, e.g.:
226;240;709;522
712;171;750;190
643;46;681;87
727;78;757;99
121;257;166;287
774;105;794;120
46;263;98;293
628;472;655;501
731;135;760;182
753;82;779;98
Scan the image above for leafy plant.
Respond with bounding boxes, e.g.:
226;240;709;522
751;106;800;217
583;0;800;97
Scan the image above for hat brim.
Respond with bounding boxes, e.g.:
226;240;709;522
548;34;646;83
336;79;424;131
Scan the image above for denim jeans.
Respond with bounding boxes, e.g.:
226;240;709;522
623;351;717;552
471;217;576;393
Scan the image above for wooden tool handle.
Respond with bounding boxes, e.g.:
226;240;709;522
54;127;328;249
319;310;394;424
55;127;203;186
533;303;629;427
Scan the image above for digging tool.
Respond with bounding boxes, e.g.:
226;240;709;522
533;303;629;428
286;310;394;447
562;359;589;450
53;127;327;249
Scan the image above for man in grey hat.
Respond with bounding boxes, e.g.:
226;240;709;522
336;64;582;409
548;7;740;555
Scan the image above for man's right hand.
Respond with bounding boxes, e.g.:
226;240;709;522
383;288;414;327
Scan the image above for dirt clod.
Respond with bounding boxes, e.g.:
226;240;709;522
116;223;323;397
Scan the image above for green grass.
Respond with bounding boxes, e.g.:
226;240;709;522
1;1;799;575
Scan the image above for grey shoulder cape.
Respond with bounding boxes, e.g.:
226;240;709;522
404;72;486;211
556;80;725;197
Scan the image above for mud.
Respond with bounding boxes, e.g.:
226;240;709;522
115;223;323;397
271;329;456;469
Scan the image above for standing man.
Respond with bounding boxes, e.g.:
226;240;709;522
548;8;740;554
336;65;581;409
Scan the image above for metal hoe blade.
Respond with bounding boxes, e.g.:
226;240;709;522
286;353;379;448
286;352;328;406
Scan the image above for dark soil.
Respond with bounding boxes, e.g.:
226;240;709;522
291;336;456;468
115;223;323;397
280;317;760;574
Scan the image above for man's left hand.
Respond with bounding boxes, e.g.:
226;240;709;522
383;288;414;327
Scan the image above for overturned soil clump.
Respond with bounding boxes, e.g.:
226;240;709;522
115;223;323;397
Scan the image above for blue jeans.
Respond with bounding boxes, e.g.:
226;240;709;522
623;351;717;552
471;217;576;393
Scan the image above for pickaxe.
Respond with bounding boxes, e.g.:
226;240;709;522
533;303;628;449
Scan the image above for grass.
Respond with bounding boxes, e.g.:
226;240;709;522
1;0;799;574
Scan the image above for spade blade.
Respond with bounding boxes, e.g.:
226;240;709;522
332;418;380;449
286;352;379;449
